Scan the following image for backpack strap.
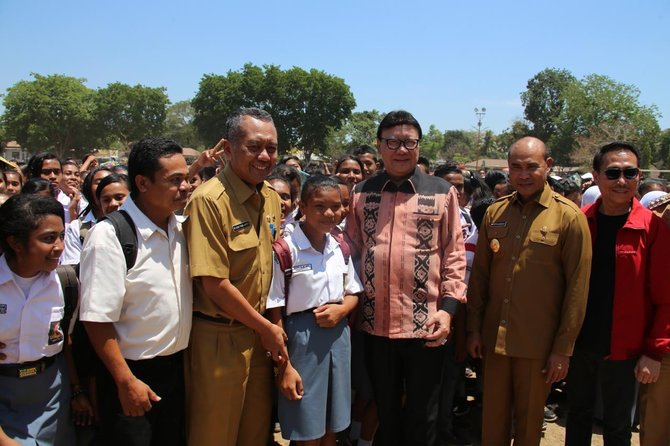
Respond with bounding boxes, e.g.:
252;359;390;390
102;210;138;272
56;264;79;336
79;220;93;245
271;238;293;307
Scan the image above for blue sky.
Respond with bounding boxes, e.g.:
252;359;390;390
1;0;668;134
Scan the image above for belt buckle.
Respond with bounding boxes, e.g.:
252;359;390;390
18;366;39;378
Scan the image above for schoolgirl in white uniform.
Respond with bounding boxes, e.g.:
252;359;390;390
267;175;363;445
0;194;75;445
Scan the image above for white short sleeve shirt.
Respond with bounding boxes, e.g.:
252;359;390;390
0;256;65;363
267;223;363;315
79;197;192;360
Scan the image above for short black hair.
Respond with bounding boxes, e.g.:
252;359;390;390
280;155;302;169
21;178;54;196
26;152;61;179
300;174;341;204
2;169;23;188
377;110;422;140
434;164;462;179
95;173;130;204
417;156;431;173
226;107;274;143
335;154;364;174
353;145;378;160
484;170;508;191
128;137;183;198
638;178;666;197
0;194;64;259
273;164;302;187
470;196;496;230
592;141;641;172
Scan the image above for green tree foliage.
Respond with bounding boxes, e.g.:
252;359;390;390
420;125;445;162
443;130;476;163
323;110;384;157
192;63;356;161
1;73;95;157
164;100;205;149
521;68;661;166
93;82;169;150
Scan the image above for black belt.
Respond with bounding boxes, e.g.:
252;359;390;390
0;355;56;379
287;307;318;316
193;311;239;325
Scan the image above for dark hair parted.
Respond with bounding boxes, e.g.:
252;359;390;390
0;194;64;259
81;166;113;217
335;154;364;174
377;110;422;140
592;141;641;172
484;170;508;191
95;173;130;204
21;178;54;196
434;164;462;179
226;107;274;144
26;153;61;179
300;174;341;204
128;137;183;198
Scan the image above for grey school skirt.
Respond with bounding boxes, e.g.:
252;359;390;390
279;311;351;441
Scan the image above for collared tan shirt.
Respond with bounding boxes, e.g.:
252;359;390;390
467;184;592;359
184;164;281;319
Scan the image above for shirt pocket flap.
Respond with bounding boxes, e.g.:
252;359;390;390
488;227;509;238
529;230;559;246
228;229;259;252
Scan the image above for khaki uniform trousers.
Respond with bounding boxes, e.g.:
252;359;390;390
481;352;551;446
639;353;670;446
185;317;272;446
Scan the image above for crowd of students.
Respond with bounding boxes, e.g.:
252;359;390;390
1;107;669;446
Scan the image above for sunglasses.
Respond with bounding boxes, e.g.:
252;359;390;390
603;167;639;180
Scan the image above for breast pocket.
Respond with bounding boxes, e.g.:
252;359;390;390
228;229;260;281
412;212;441;251
527;229;560;263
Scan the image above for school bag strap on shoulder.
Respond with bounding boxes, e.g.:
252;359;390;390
56;264;78;336
101;210;138;272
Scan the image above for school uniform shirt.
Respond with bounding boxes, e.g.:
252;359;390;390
61;210;96;265
0;255;65;364
79;197;192;361
267;223;363;315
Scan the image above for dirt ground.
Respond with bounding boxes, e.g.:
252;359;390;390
272;401;641;445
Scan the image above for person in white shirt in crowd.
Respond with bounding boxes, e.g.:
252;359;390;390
61;166;112;265
0;194;75;445
79;137;192;446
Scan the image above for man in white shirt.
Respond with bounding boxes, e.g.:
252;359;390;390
79;137;192;446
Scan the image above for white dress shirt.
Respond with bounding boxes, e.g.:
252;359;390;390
79;197;192;360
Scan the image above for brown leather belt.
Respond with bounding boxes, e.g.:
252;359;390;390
0;355;56;379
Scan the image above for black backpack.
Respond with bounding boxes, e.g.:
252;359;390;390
101;210;138;271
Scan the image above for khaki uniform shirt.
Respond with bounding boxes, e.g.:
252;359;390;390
184;164;281;319
467;184;592;359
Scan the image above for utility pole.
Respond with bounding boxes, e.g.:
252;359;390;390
474;107;486;169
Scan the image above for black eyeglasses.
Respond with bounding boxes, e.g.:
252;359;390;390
381;138;420;151
603;167;639;180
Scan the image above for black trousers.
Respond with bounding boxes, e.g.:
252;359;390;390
565;348;637;446
97;351;185;446
364;334;446;446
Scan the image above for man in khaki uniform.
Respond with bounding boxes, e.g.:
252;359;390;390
183;107;286;446
467;136;592;446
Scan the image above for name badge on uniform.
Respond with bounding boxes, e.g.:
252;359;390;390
292;264;312;273
232;221;251;232
490;221;507;228
0;304;6;314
